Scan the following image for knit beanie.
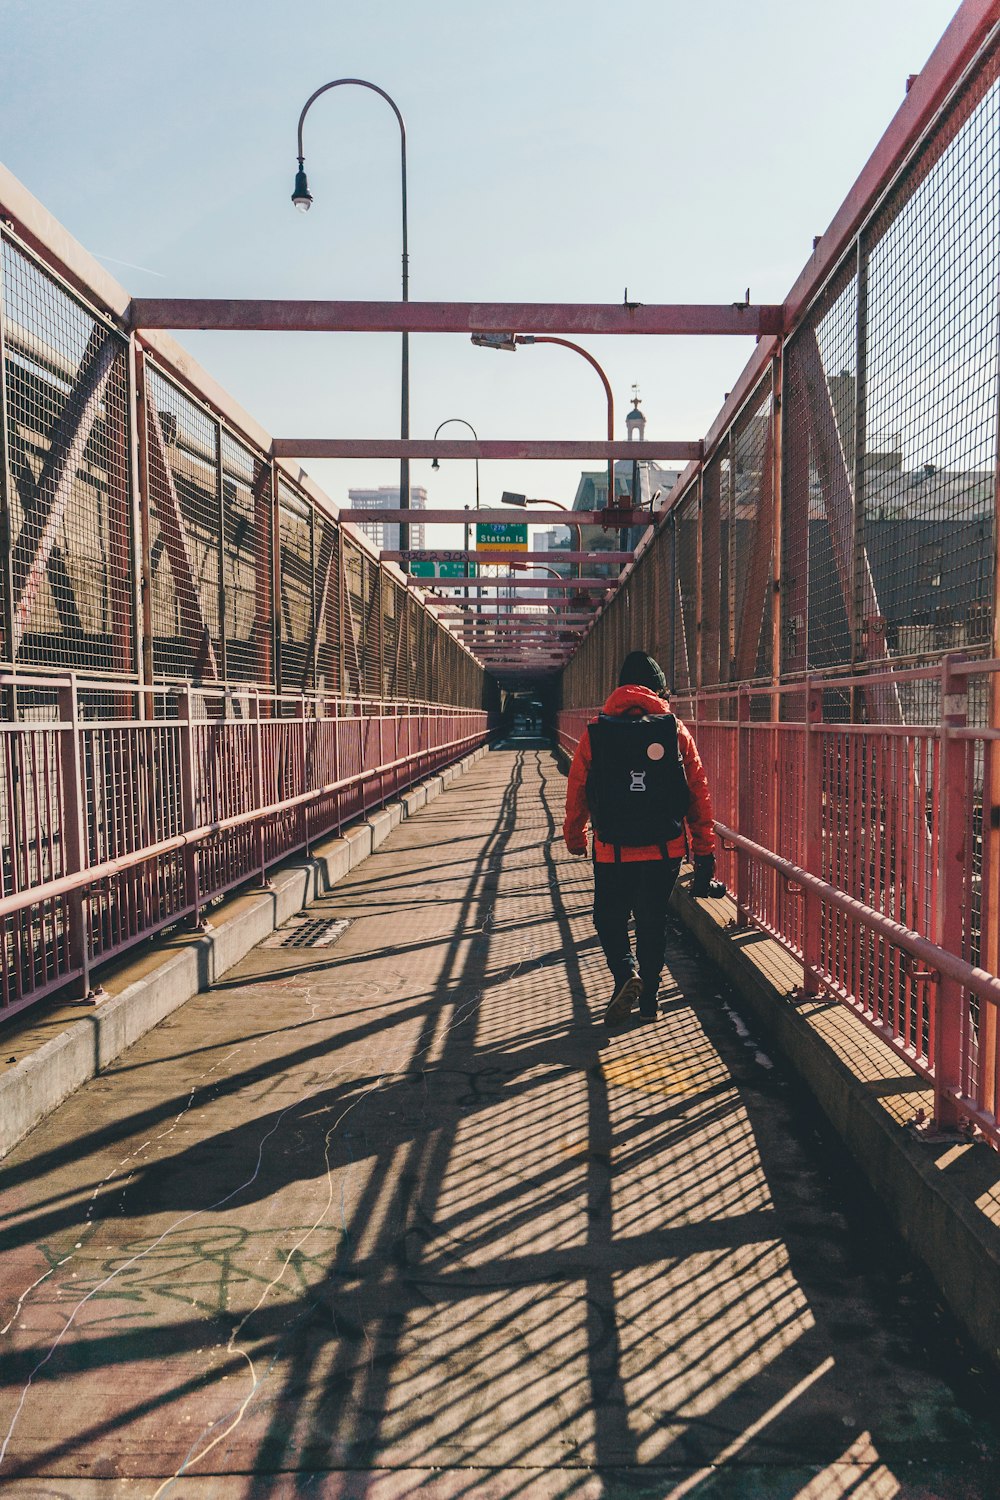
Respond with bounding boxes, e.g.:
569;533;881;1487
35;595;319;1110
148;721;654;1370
618;651;667;694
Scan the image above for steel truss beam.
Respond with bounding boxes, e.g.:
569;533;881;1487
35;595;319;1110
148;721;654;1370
385;549;631;565
415;578;610;591
278;439;698;461
340;508;643;526
128;298;783;337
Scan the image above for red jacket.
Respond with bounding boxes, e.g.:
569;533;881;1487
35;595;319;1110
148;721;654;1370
563;684;714;862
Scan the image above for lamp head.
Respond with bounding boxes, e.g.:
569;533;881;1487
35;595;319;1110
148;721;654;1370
501;491;528;507
431;457;440;470
470;332;518;352
291;165;313;213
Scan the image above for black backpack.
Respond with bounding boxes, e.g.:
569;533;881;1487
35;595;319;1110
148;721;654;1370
586;712;691;848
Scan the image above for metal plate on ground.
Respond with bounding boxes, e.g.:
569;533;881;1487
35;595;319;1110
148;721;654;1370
262;916;351;949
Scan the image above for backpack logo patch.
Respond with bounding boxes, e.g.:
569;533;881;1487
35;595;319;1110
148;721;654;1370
646;741;665;761
629;770;646;793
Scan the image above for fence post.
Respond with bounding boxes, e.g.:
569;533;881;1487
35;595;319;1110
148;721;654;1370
252;690;269;889
175;687;202;929
57;674;92;999
933;653;969;1132
298;698;310;854
801;678;824;995
736;688;751;922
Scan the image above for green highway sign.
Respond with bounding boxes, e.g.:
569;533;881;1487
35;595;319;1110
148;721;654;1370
408;559;478;580
476;521;528;552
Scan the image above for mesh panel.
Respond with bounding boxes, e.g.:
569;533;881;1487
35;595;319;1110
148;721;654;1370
2;238;134;675
861;54;1000;685
222;432;272;686
277;479;314;695
700;453;726;692
782;270;858;676
383;574;400;697
363;553;383;696
732;379;773;684
674;489;699;693
146;365;221;682
314;516;341;700
341;537;364;696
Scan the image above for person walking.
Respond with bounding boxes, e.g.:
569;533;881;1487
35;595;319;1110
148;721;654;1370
563;651;716;1026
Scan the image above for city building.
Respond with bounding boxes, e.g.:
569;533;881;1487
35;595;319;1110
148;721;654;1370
569;399;681;574
346;486;426;551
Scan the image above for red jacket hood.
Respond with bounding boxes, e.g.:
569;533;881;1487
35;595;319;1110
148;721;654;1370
600;684;670;717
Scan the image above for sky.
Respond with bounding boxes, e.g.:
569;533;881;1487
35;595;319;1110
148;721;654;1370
3;0;963;544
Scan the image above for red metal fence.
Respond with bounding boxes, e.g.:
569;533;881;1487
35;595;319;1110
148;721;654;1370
0;174;490;1018
559;5;1000;1147
0;676;486;1017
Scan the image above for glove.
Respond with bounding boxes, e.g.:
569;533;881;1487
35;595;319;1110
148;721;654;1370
566;840;588;857
690;853;715;897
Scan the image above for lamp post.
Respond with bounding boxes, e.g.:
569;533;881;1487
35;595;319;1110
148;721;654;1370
471;332;616;540
431;417;480;599
292;78;411;549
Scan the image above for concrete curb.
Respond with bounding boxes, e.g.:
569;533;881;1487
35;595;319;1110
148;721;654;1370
0;745;490;1160
671;881;1000;1377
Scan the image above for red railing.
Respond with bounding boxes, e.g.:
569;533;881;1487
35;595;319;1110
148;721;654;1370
0;674;488;1018
558;655;1000;1149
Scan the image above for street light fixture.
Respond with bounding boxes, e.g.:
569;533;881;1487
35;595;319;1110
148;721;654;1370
430;417;480;601
471;330;619;555
470;332;519;352
291;167;313;212
292;77;411;548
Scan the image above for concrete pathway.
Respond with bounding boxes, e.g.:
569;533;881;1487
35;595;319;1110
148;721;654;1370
0;749;997;1497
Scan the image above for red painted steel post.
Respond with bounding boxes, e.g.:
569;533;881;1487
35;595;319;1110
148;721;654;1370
736;688;751;922
801;679;825;995
299;698;310;854
252;690;268;888
933;654;969;1132
176;687;202;928
57;676;91;998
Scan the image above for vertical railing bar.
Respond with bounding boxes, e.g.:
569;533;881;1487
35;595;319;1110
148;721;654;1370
934;653;969;1132
57;675;91;998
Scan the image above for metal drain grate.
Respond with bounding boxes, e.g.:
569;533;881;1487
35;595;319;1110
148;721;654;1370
262;917;351;950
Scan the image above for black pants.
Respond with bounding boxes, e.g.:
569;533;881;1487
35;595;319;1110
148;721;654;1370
593;858;681;1003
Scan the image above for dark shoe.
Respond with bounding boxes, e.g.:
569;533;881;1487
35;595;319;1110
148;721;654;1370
604;973;641;1026
637;1007;658;1023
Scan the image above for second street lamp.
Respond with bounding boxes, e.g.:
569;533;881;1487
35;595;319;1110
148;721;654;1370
431;417;480;600
501;491;583;580
292;78;412;549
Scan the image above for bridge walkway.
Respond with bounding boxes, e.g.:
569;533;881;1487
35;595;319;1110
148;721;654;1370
0;748;996;1497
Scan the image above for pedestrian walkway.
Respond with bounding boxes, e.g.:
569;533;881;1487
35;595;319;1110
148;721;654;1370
0;749;997;1497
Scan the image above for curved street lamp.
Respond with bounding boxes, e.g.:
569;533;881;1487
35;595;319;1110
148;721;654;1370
501;490;583;579
431;417;479;603
431;416;480;600
471;331;616;533
292;78;412;549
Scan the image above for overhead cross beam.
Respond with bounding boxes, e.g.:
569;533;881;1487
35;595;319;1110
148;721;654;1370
128;299;783;337
340;508;643;526
385;549;631;565
414;576;610;591
277;439;699;461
